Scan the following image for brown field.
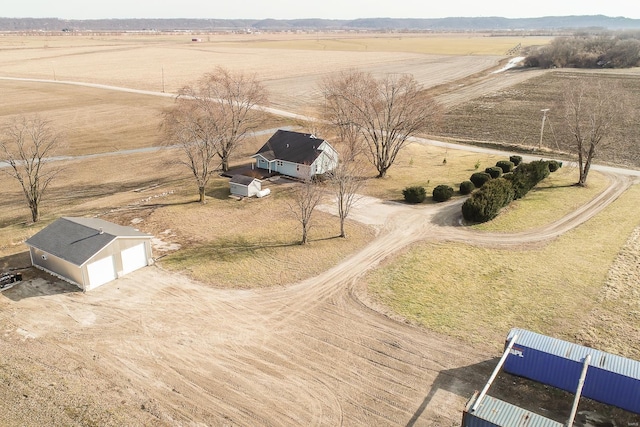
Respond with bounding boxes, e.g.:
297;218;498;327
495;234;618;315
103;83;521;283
1;32;640;426
440;69;640;168
0;32;548;112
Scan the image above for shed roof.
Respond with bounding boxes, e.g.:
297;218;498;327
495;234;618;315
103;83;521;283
230;175;259;186
25;217;151;266
507;328;640;380
465;394;561;427
253;129;326;165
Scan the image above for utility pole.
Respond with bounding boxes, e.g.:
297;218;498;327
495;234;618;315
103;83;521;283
539;108;550;149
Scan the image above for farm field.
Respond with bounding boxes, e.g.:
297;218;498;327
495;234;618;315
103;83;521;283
0;32;547;112
440;69;640;168
1;31;640;425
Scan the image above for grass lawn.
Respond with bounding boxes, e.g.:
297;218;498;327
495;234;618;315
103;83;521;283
366;181;640;356
146;177;375;288
355;141;509;201
473;166;609;232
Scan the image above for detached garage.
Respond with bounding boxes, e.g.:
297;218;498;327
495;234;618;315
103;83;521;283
25;217;153;291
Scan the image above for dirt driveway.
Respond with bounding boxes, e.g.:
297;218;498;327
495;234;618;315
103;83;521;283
1;170;636;426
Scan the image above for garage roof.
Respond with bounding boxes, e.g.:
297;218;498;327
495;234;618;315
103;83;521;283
25;217;151;266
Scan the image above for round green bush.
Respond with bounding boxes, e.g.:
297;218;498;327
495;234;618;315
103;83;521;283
496;160;515;173
432;184;454;202
485;166;503;179
461;178;515;223
459;180;475;195
548;160;562;172
402;186;426;203
506;160;551;199
510;155;523;166
470;172;491;188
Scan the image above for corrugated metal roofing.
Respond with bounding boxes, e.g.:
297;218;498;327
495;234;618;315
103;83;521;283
464;395;562;427
507;328;640;380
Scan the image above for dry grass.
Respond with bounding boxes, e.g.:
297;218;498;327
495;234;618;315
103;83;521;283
0;75;361;289
367;183;640;357
149;178;375;288
473;166;609;232
578;226;640;360
354;141;507;201
2;33;637;352
0;149;186;256
0;142;375;288
0;34;472;91
0;33;535;113
0;80;173;156
213;34;552;56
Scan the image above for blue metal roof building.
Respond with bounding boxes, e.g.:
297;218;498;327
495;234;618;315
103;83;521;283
504;328;640;414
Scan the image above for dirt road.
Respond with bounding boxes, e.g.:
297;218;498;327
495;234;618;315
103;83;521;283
1;168;636;426
2;67;638;425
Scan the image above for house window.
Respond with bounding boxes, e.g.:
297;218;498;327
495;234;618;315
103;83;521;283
277;161;283;167
296;165;300;171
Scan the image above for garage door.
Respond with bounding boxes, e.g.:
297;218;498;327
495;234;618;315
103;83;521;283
86;256;116;289
121;243;148;275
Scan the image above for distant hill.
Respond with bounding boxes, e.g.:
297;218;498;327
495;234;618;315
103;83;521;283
1;15;639;32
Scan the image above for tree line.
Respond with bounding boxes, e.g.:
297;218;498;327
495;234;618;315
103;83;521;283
525;31;640;69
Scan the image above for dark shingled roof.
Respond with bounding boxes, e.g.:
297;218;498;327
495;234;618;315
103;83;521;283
254;129;326;165
25;217;151;266
230;175;259;186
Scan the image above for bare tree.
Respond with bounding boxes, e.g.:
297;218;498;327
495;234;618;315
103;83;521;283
288;179;324;245
327;161;366;238
319;75;365;163
562;78;624;186
320;70;441;178
162;97;218;203
162;67;268;202
0;116;62;222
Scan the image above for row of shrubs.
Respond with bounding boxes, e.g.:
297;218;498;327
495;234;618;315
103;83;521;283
461;159;561;223
401;155;562;212
403;184;456;203
403;156;527;203
460;155;522;195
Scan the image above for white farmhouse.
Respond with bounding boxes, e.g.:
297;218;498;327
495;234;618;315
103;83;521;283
252;129;338;180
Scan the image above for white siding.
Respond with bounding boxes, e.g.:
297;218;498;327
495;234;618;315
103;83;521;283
86;256;116;290
121;243;148;275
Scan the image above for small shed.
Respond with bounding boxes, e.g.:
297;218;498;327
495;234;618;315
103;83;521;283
230;175;262;197
25;217;153;291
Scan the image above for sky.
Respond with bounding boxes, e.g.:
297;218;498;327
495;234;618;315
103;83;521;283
2;0;638;21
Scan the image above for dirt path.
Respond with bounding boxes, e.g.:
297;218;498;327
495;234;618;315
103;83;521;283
434;68;548;110
2;168;636;426
2;73;639;425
